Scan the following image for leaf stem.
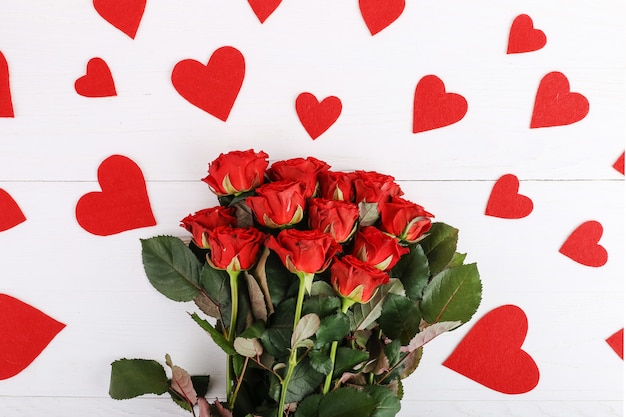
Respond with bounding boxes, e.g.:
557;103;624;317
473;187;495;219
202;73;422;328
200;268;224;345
322;298;355;394
229;356;249;410
226;270;240;406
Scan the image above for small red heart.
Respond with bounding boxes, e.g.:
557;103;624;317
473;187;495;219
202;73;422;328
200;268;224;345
413;75;468;133
0;189;26;232
485;174;533;219
530;71;589;128
0;294;65;380
74;58;117;98
295;92;342;140
613;152;624;175
606;329;623;360
248;0;282;23
93;0;146;39
76;155;156;236
0;51;14;117
171;46;245;122
443;305;540;394
559;221;608;267
359;0;405;36
507;14;547;54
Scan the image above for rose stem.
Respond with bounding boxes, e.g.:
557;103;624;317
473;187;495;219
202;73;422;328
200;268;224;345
226;270;240;406
322;297;355;394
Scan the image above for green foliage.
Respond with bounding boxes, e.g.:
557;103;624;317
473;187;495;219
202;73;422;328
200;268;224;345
315;313;350;348
379;294;421;345
363;386;401;417
418;222;459;276
200;264;232;325
318;387;378;417
109;359;169;400
391;243;429;301
189;312;236;355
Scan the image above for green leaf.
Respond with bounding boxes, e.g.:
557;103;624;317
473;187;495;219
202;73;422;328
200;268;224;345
310;281;335;297
261;298;296;358
349;279;403;331
391;244;429;301
399;347;422;380
315;313;350;348
189;313;236;355
418;223;458;276
109;359;169;400
447;252;467;269
379;294;421;345
265;251;299;306
295;394;323;417
420;263;482;325
292;313;321;348
333;347;369;377
141;236;202;302
303;294;342;318
362;385;401;417
284;358;325;403
308;349;333;375
318;387;377;417
191;375;210;397
200;264;232;326
234;337;263;357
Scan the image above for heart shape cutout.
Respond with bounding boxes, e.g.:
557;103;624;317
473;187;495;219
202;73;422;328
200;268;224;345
248;0;282;23
613;152;624;175
0;51;14;117
413;75;468;133
74;57;117;98
507;14;547;54
76;154;156;236
359;0;405;36
530;71;589;128
171;46;245;122
0;188;26;232
443;304;540;394
93;0;146;39
0;294;65;380
559;220;608;267
296;92;342;140
485;174;533;219
606;329;623;360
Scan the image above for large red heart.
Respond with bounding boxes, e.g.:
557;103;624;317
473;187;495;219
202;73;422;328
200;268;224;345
359;0;405;36
443;305;540;394
0;294;65;380
75;155;156;236
559;220;608;267
530;71;589;128
295;92;342;140
413;75;468;133
74;57;117;98
0;51;14;117
606;329;623;360
0;188;26;232
171;46;245;122
485;174;533;219
248;0;282;23
507;14;547;54
93;0;146;39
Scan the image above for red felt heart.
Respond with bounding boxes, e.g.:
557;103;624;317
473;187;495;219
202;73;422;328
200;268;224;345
530;71;589;128
0;294;65;380
74;58;117;98
171;46;245;122
0;51;14;117
507;14;547;54
413;75;468;133
606;329;624;360
295;92;342;140
559;220;608;267
93;0;146;39
443;305;540;394
0;189;26;232
485;174;533;219
76;155;156;236
248;0;282;23
359;0;405;36
613;152;624;175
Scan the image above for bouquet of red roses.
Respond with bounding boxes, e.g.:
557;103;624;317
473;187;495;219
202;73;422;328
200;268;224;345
109;149;482;417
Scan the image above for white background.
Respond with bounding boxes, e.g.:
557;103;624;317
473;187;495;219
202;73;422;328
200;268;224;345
0;1;623;416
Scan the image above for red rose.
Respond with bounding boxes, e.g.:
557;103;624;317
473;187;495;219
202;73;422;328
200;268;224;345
265;229;342;275
246;180;307;228
330;255;390;304
353;170;403;205
206;226;265;271
267;157;330;198
202;149;269;196
180;206;238;248
308;198;360;243
352;226;409;271
318;171;355;201
379;197;434;243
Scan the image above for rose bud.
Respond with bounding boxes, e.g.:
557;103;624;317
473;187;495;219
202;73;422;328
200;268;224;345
180;206;238;248
379;197;434;243
318;171;355;201
205;226;265;272
353;170;403;205
265;229;342;275
352;226;409;271
267;157;330;198
246;180;307;228
202;149;269;196
330;255;390;304
308;198;360;243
